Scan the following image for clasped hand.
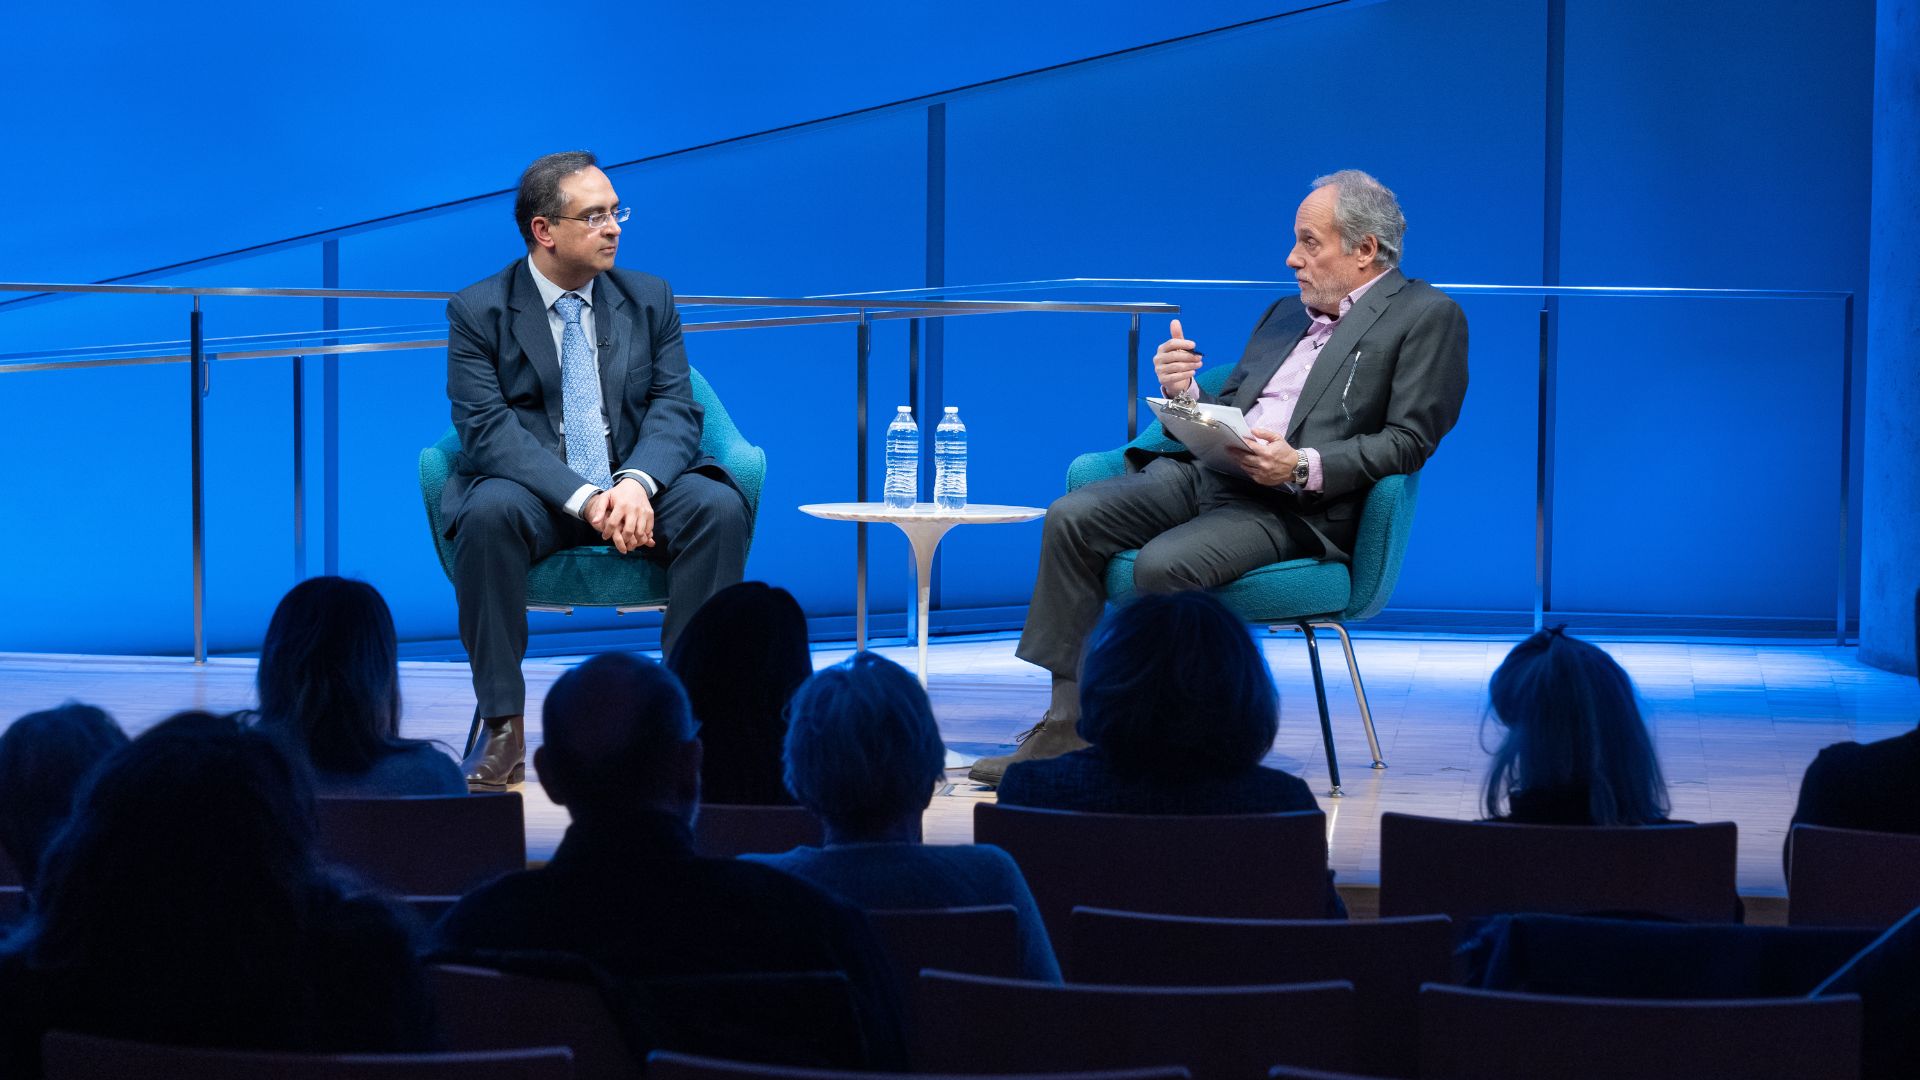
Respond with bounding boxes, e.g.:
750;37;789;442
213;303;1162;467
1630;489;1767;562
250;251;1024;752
585;478;655;554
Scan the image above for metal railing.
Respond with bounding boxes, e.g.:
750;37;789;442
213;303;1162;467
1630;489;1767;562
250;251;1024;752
0;275;1857;655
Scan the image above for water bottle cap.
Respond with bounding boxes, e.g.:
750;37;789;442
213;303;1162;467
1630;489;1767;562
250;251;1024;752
944;406;959;413
897;405;912;412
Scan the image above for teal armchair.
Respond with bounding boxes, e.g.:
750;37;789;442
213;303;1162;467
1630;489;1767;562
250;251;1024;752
418;366;767;613
1068;365;1419;795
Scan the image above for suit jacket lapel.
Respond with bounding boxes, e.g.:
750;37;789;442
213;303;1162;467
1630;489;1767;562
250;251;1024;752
1230;307;1310;413
596;277;632;450
508;264;566;436
1287;268;1406;445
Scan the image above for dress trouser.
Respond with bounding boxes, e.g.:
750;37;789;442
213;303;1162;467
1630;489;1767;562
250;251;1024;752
450;470;752;718
1014;457;1305;678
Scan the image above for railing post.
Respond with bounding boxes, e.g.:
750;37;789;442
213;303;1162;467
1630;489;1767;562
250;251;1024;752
855;312;871;649
1837;293;1853;646
1534;304;1553;633
1127;312;1141;440
292;354;305;581
189;297;207;664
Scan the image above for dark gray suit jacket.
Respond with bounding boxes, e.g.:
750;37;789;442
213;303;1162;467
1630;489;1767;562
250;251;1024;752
1129;268;1469;560
440;260;723;532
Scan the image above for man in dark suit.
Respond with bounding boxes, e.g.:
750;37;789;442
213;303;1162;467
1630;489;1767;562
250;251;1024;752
433;652;904;1067
443;151;751;788
973;170;1469;785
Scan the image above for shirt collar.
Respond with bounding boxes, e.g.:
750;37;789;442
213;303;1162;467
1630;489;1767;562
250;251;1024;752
526;255;595;312
1305;267;1391;326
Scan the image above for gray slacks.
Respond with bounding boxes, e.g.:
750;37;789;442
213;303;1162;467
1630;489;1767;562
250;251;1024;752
450;470;751;718
1015;457;1304;678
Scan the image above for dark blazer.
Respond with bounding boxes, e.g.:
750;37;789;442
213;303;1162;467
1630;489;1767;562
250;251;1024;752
1790;727;1920;838
440;260;725;531
997;747;1346;918
433;810;905;1067
1130;268;1469;559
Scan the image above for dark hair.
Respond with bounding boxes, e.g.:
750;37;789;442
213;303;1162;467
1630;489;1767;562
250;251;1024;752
0;703;127;889
784;652;945;838
542;652;696;812
24;712;323;1015
256;576;424;774
667;582;811;804
514;150;598;246
1483;628;1671;825
1077;591;1280;779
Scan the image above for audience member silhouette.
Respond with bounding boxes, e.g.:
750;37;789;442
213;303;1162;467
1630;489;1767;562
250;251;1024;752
0;711;434;1076
1482;626;1674;825
255;576;463;796
748;651;1060;980
1788;589;1920;851
666;581;810;805
0;702;125;893
432;651;905;1067
997;590;1345;918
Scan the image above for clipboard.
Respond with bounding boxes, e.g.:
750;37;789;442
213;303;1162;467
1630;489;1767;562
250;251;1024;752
1146;396;1259;479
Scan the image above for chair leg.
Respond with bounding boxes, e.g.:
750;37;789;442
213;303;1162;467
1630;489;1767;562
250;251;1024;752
1315;620;1386;770
464;705;484;757
1301;623;1343;797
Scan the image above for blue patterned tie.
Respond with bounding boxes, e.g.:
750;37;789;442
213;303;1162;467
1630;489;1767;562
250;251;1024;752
554;292;614;489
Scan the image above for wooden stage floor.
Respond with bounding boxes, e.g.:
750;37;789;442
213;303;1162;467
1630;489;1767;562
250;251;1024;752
3;632;1914;901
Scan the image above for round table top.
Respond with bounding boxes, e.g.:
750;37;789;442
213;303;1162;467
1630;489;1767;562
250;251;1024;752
798;501;1046;525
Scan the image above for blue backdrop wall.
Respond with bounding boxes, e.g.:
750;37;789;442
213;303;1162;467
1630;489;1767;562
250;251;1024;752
0;0;1874;656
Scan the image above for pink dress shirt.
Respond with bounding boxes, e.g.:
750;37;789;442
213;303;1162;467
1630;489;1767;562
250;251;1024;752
1177;270;1388;492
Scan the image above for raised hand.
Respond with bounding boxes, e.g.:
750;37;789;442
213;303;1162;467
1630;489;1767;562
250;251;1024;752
1152;317;1204;397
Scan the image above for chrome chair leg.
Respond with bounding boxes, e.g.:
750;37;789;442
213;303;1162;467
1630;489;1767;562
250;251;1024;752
1315;620;1386;769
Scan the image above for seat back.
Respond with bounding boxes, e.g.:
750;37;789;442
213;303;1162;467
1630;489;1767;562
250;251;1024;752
692;803;824;857
868;905;1026;987
916;971;1355;1080
435;959;871;1072
418;365;766;578
648;1050;1191;1080
0;884;25;922
1462;912;1878;1000
0;847;20;886
974;803;1331;943
1378;812;1740;922
1069;909;1451;1077
1417;983;1863;1080
867;906;1028;1039
1341;471;1419;621
432;963;637;1080
40;1031;572;1080
1788;823;1920;927
316;793;526;896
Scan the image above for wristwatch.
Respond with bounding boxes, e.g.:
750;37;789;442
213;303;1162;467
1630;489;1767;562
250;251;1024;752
1292;451;1312;486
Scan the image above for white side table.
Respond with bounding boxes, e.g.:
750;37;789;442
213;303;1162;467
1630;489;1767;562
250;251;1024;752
798;502;1046;683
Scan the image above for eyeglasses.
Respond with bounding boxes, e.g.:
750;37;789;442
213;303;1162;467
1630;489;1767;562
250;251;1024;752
548;206;631;230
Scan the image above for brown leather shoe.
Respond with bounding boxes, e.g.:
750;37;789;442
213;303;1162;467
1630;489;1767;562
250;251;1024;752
967;711;1089;787
462;716;525;791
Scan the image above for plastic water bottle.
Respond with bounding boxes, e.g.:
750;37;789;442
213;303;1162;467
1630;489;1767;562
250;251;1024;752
935;406;968;511
884;405;919;509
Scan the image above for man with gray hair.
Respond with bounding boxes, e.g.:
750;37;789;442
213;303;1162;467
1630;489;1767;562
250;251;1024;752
441;151;752;790
973;170;1469;785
